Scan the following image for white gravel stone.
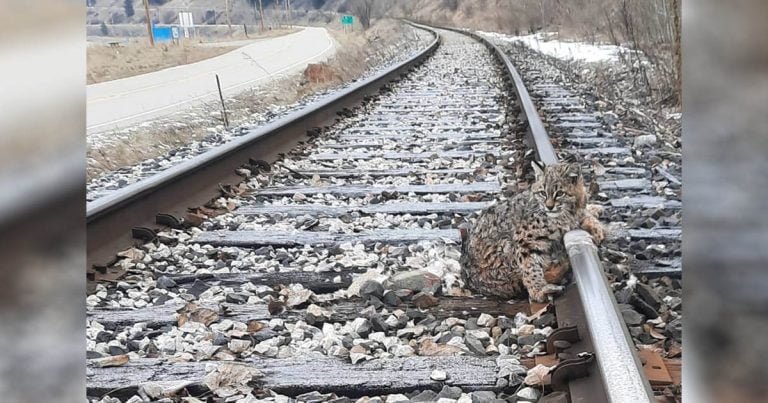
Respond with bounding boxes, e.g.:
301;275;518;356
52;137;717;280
430;369;448;381
457;394;473;403
466;329;490;340
86;295;101;306
118;298;134;308
446;336;465;347
517;324;535;336
634;134;658;147
390;344;415;357
369;332;387;343
516;386;541;401
351;317;371;335
228;339;251;354
328;346;349;358
445;317;462;327
477;313;495;327
514;312;529;327
350;351;373;364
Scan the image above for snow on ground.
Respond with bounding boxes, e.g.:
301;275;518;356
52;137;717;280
478;31;631;63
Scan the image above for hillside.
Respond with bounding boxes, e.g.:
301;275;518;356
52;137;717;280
86;0;347;26
87;0;678;106
88;0;677;45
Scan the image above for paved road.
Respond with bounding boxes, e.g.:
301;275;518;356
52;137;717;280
87;27;335;134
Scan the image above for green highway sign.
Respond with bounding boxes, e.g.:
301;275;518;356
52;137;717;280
341;15;354;25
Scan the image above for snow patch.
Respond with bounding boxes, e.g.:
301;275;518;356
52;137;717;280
478;31;632;63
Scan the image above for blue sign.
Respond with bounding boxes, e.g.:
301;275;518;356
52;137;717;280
152;26;174;43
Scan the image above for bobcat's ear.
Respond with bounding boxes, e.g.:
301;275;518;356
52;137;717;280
531;161;545;180
568;163;582;184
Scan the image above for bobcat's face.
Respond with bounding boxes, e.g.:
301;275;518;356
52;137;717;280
531;163;583;216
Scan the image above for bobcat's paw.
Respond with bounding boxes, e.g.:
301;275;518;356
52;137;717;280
581;216;605;245
530;284;564;303
589;224;605;245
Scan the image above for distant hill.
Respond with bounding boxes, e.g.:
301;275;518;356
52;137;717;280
85;0;530;32
86;0;348;26
87;0;676;44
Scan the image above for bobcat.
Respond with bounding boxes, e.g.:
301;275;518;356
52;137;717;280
460;162;604;302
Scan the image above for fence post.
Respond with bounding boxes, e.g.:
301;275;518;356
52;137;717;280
215;74;229;128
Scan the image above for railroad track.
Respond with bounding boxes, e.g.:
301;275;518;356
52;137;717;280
499;35;683;398
86;24;681;403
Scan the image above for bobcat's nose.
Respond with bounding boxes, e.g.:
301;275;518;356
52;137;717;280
545;199;556;210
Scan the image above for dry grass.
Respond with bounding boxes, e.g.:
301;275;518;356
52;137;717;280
87;43;235;84
88;123;208;176
386;0;680;106
87;20;428;180
203;27;301;43
86;28;299;84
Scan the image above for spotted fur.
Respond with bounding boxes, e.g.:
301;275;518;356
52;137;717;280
460;162;603;302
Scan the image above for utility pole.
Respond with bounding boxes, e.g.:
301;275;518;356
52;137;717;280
142;0;154;46
258;0;265;32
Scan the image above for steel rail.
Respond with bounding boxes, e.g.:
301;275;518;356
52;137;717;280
84;22;655;402
565;230;655;402
422;24;558;165
478;36;559;166
479;27;652;402
419;22;654;402
464;25;654;401
86;24;440;268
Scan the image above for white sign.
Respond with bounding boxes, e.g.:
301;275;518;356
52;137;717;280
171;26;179;39
179;12;194;28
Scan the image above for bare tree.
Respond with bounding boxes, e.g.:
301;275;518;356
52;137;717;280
259;0;265;31
245;0;265;31
225;0;233;36
380;0;680;105
287;0;293;27
350;0;373;30
124;0;135;18
671;0;681;105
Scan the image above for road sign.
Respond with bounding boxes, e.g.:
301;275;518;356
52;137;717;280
179;11;194;39
179;12;194;28
341;15;353;26
152;26;174;43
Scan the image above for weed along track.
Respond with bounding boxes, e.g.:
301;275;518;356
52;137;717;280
87;25;679;403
